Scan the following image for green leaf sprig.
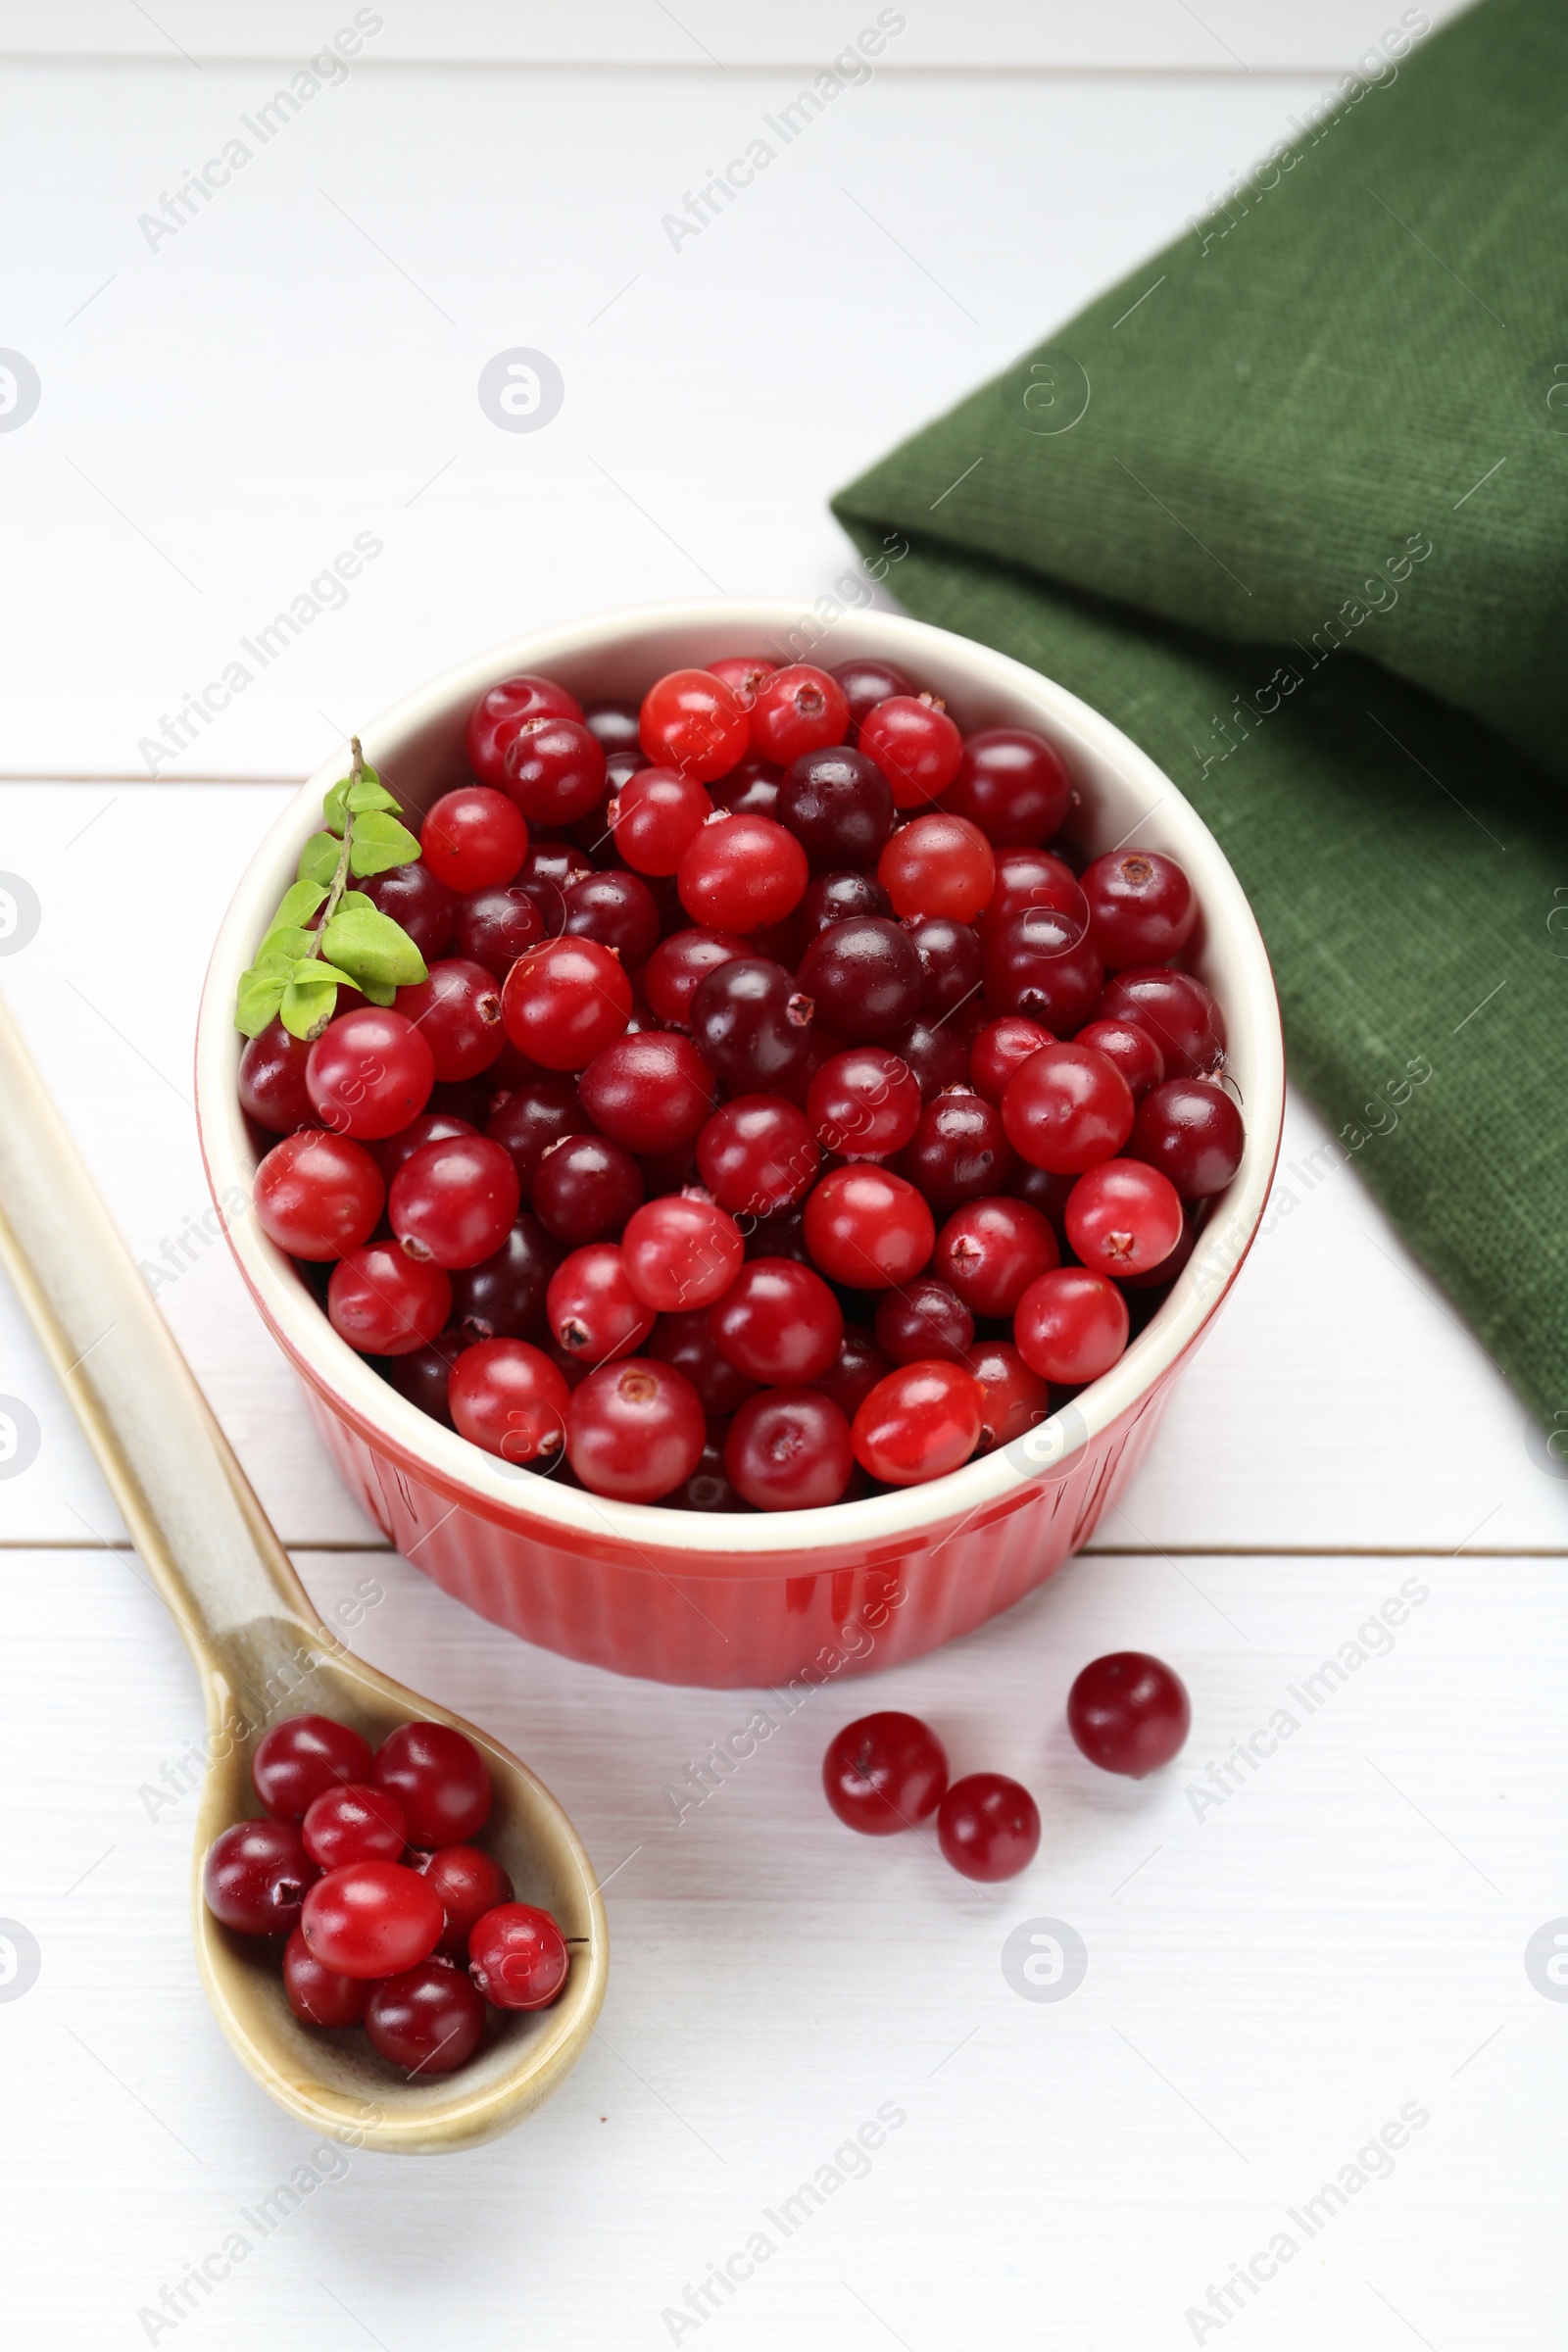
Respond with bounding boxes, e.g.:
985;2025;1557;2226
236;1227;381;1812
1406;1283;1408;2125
234;736;428;1040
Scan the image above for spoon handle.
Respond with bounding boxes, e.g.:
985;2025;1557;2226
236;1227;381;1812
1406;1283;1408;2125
0;989;317;1661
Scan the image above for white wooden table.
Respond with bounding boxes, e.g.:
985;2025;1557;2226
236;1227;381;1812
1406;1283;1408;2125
5;13;1559;2348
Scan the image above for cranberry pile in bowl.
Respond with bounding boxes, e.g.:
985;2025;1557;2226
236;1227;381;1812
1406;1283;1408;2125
197;605;1282;1688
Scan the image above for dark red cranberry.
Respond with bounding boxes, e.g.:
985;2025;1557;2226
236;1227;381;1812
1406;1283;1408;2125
384;1330;466;1426
981;846;1087;940
945;726;1072;845
935;1196;1058;1317
514;840;591;936
361;858;456;963
565;1356;707;1500
394;958;507;1083
667;1425;749;1512
283;1927;368;2026
710;1256;843;1385
485;1077;593;1196
777;745;895;870
532;1132;644;1245
414;1843;515;1960
822;1710;947;1833
368;1110;476;1187
582;700;643;757
1014;1266;1130;1386
447;1213;559;1343
901;1092;1015;1212
798;868;893;942
1067;1652;1191;1777
829;656;916;735
815;1324;893;1418
796;916;922;1044
254;1715;373;1821
367;1960;487;2074
1001;1041;1135;1175
710;755;781;819
984;907;1104;1034
204;1818;318;1936
649;1308;761;1415
906;916;984;1020
579;1031;718;1154
239;1018;316;1133
742;1200;809;1261
968;1339;1051;1451
691;956;814;1090
874;1276;974;1365
1095;968;1226;1080
725;1388;854;1509
644;928;748;1027
889;1016;970;1100
1074;1017;1165;1102
373;1720;492;1847
562;867;661;965
466;674;582;787
1082;850;1196;968
936;1772;1040;1880
1131;1078;1244;1198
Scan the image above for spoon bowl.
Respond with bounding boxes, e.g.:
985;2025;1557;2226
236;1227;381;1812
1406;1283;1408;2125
0;990;608;2152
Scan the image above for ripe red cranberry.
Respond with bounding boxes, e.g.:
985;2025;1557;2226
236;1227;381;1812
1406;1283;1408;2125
822;1711;948;1834
799;868;892;940
749;663;849;765
906;915;984;1020
946;726;1071;845
307;1007;435;1140
968;1339;1051;1450
711;755;782;817
368;1110;477;1186
486;1076;593;1193
622;1194;745;1312
501;937;632;1071
562;867;661;965
302;1783;408;1871
1068;1651;1192;1777
362;858;456;963
777;745;894;870
580;1031;718;1154
796;915;922;1044
414;1844;515;1959
1065;1158;1184;1277
858;695;963;807
254;1131;384;1260
874;1276;974;1365
1095;967;1226;1080
984;907;1104;1034
640;667;751;782
501;714;607;824
467;1901;569;2010
980;845;1085;939
878;812;995;921
829;656;916;733
239;1018;315;1133
454;883;546;978
328;1244;452;1354
253;1714;373;1820
807;1047;921;1157
449;1337;570;1463
671;1424;747;1511
389;1134;520;1269
901;1092;1016;1213
1131;1078;1245;1198
691;956;814;1090
394;958;507;1082
1074;1017;1165;1102
283;1927;368;2027
547;1243;656;1361
707;653;775;708
514;839;590;935
677;810;808;932
1082;850;1196;968
301;1859;445;1978
583;699;643;756
1120;1205;1200;1293
374;1721;493;1846
204;1818;318;1935
384;1331;466;1428
421;786;528;893
935;1196;1058;1317
532;1133;643;1246
890;1016;970;1099
852;1360;985;1485
970;1015;1054;1103
725;1388;854;1510
697;1095;819;1215
804;1165;934;1290
815;1324;893;1419
367;1958;487;2074
649;1307;760;1414
466;673;582;787
566;1356;706;1499
448;1214;558;1344
609;764;714;874
936;1773;1040;1881
1002;1041;1135;1175
710;1256;843;1385
1014;1267;1130;1386
644;928;747;1028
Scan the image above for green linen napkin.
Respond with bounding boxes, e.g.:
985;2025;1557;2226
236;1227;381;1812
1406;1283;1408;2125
833;0;1568;1435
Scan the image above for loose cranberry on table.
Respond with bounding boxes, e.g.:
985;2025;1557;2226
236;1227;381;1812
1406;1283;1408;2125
307;1007;435;1140
565;1357;706;1501
823;1712;949;1835
1131;1078;1245;1199
640;667;751;781
448;1337;570;1464
852;1360;986;1486
414;1844;515;1959
301;1859;446;1979
302;1784;408;1871
420;786;528;894
500;936;632;1072
1064;1158;1184;1279
374;1720;493;1846
710;1255;844;1385
468;1902;570;2011
936;1773;1041;1882
804;1165;935;1290
466;673;582;787
621;1193;745;1312
389;1134;520;1270
367;1959;488;2075
254;1131;384;1260
724;1387;854;1510
858;694;964;807
1014;1267;1131;1387
945;726;1072;845
204;1818;318;1936
1067;1652;1192;1777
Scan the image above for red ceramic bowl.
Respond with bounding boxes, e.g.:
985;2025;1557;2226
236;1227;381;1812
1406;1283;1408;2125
196;603;1283;1688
